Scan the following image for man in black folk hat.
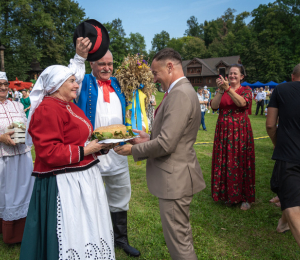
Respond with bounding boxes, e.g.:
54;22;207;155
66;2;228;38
74;19;141;257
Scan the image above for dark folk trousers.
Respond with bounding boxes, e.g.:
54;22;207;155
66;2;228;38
256;100;264;115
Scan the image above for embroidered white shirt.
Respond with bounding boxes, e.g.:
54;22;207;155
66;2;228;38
0;100;31;157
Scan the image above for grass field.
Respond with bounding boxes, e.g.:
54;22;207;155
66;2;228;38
1;91;299;260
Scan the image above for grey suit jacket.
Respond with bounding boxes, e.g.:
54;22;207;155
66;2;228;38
132;78;206;199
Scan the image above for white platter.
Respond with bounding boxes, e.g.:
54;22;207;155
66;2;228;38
97;136;139;144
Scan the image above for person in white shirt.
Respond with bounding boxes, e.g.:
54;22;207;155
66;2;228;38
0;72;34;244
197;87;208;131
18;91;22;100
204;86;211;113
255;87;266;115
13;88;20;102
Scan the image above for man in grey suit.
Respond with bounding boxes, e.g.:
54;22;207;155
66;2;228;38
114;48;206;260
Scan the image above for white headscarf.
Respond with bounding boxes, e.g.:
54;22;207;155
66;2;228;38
0;72;8;81
25;65;74;146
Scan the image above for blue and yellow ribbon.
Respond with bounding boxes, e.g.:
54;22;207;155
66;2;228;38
125;84;149;134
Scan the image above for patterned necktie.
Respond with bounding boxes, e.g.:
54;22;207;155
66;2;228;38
98;80;114;103
154;91;168;118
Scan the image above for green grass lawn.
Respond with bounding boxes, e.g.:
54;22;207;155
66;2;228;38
1;91;299;260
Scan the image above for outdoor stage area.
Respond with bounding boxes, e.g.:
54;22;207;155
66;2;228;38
1;92;299;259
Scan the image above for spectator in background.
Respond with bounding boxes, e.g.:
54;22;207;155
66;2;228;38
264;86;271;106
147;94;156;132
29;86;33;93
203;89;209;112
204;85;211;113
255;87;266;115
269;88;274;100
266;63;300;247
0;72;35;244
197;87;208;131
211;65;255;210
13;88;19;102
7;88;13;101
254;87;258;100
20;89;31;118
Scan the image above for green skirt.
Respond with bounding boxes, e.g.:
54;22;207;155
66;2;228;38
19;176;58;260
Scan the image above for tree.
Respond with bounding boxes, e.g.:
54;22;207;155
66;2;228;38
128;32;146;55
0;0;86;81
181;37;207;60
103;18;128;65
151;30;170;52
166;36;192;57
184;16;203;39
248;2;299;81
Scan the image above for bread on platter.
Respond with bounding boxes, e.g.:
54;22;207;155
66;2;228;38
92;124;134;140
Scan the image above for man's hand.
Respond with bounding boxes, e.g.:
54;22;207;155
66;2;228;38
129;129;150;145
0;131;16;146
76;37;92;59
114;144;133;156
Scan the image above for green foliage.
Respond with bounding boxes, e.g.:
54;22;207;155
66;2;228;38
0;0;86;81
182;37;207;60
184;16;204;39
103;18;129;65
166;36;207;60
2;1;300;85
151;30;170;52
182;4;300;83
128;32;147;55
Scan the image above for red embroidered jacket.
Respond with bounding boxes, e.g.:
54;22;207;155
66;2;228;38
29;96;106;177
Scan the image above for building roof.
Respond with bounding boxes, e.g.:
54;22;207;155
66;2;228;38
183;55;240;76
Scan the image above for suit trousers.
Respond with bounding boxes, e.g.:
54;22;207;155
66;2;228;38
159;196;197;260
102;169;131;212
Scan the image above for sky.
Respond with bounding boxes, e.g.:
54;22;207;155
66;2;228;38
75;0;273;51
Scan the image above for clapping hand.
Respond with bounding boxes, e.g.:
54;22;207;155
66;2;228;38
76;37;92;59
216;75;230;92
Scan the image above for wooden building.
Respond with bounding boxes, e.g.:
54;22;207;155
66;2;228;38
182;55;241;87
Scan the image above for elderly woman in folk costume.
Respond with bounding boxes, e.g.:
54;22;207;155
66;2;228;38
20;36;116;260
0;72;35;244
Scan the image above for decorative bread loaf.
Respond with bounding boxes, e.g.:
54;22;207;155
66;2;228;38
92;124;134;140
93;124;127;135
